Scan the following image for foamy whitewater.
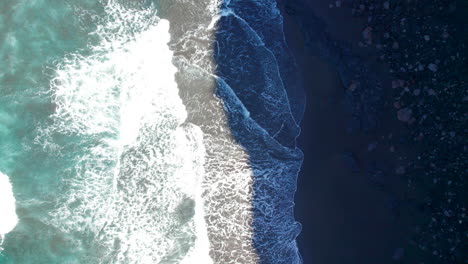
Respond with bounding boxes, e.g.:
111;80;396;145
44;3;212;263
0;0;303;263
0;173;18;250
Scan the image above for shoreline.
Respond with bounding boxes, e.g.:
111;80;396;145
277;1;422;263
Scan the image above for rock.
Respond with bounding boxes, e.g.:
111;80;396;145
393;101;401;109
367;142;377;152
392;79;405;89
335;0;342;8
383;1;389;9
348;80;360;91
392;41;399;49
428;63;438;72
428;89;436;96
395;166;406;175
424;35;430;41
362;26;373;44
413;89;421;96
397;107;413;122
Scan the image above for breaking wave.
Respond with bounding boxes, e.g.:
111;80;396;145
0;172;18;251
32;0;303;263
44;2;212;263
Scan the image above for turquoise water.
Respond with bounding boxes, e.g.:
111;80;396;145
0;1;106;263
0;1;210;263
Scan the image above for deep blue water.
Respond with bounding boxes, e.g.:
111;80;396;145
214;1;305;263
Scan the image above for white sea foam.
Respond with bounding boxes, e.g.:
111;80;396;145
46;2;212;263
0;172;18;250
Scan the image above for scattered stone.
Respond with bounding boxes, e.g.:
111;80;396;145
413;89;421;96
393;101;401;109
348;80;360;91
424;35;430;41
383;1;389;9
392;41;399;49
368;142;377;152
335;0;342;8
397;107;413;122
414;132;424;141
427;63;438;72
362;26;373;44
396;165;406;175
392;79;405;89
427;89;436;96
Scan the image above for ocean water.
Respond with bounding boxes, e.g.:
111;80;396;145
0;0;304;263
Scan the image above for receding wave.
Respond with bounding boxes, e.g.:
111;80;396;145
0;172;18;251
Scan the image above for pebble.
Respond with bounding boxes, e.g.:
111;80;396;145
428;63;438;72
396;166;406;175
392;79;405;89
397;107;413;122
348;80;360;91
383;1;389;9
367;142;377;152
362;26;373;44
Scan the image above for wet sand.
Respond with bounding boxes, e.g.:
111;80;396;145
278;1;419;263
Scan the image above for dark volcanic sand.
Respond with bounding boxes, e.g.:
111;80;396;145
278;1;425;263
